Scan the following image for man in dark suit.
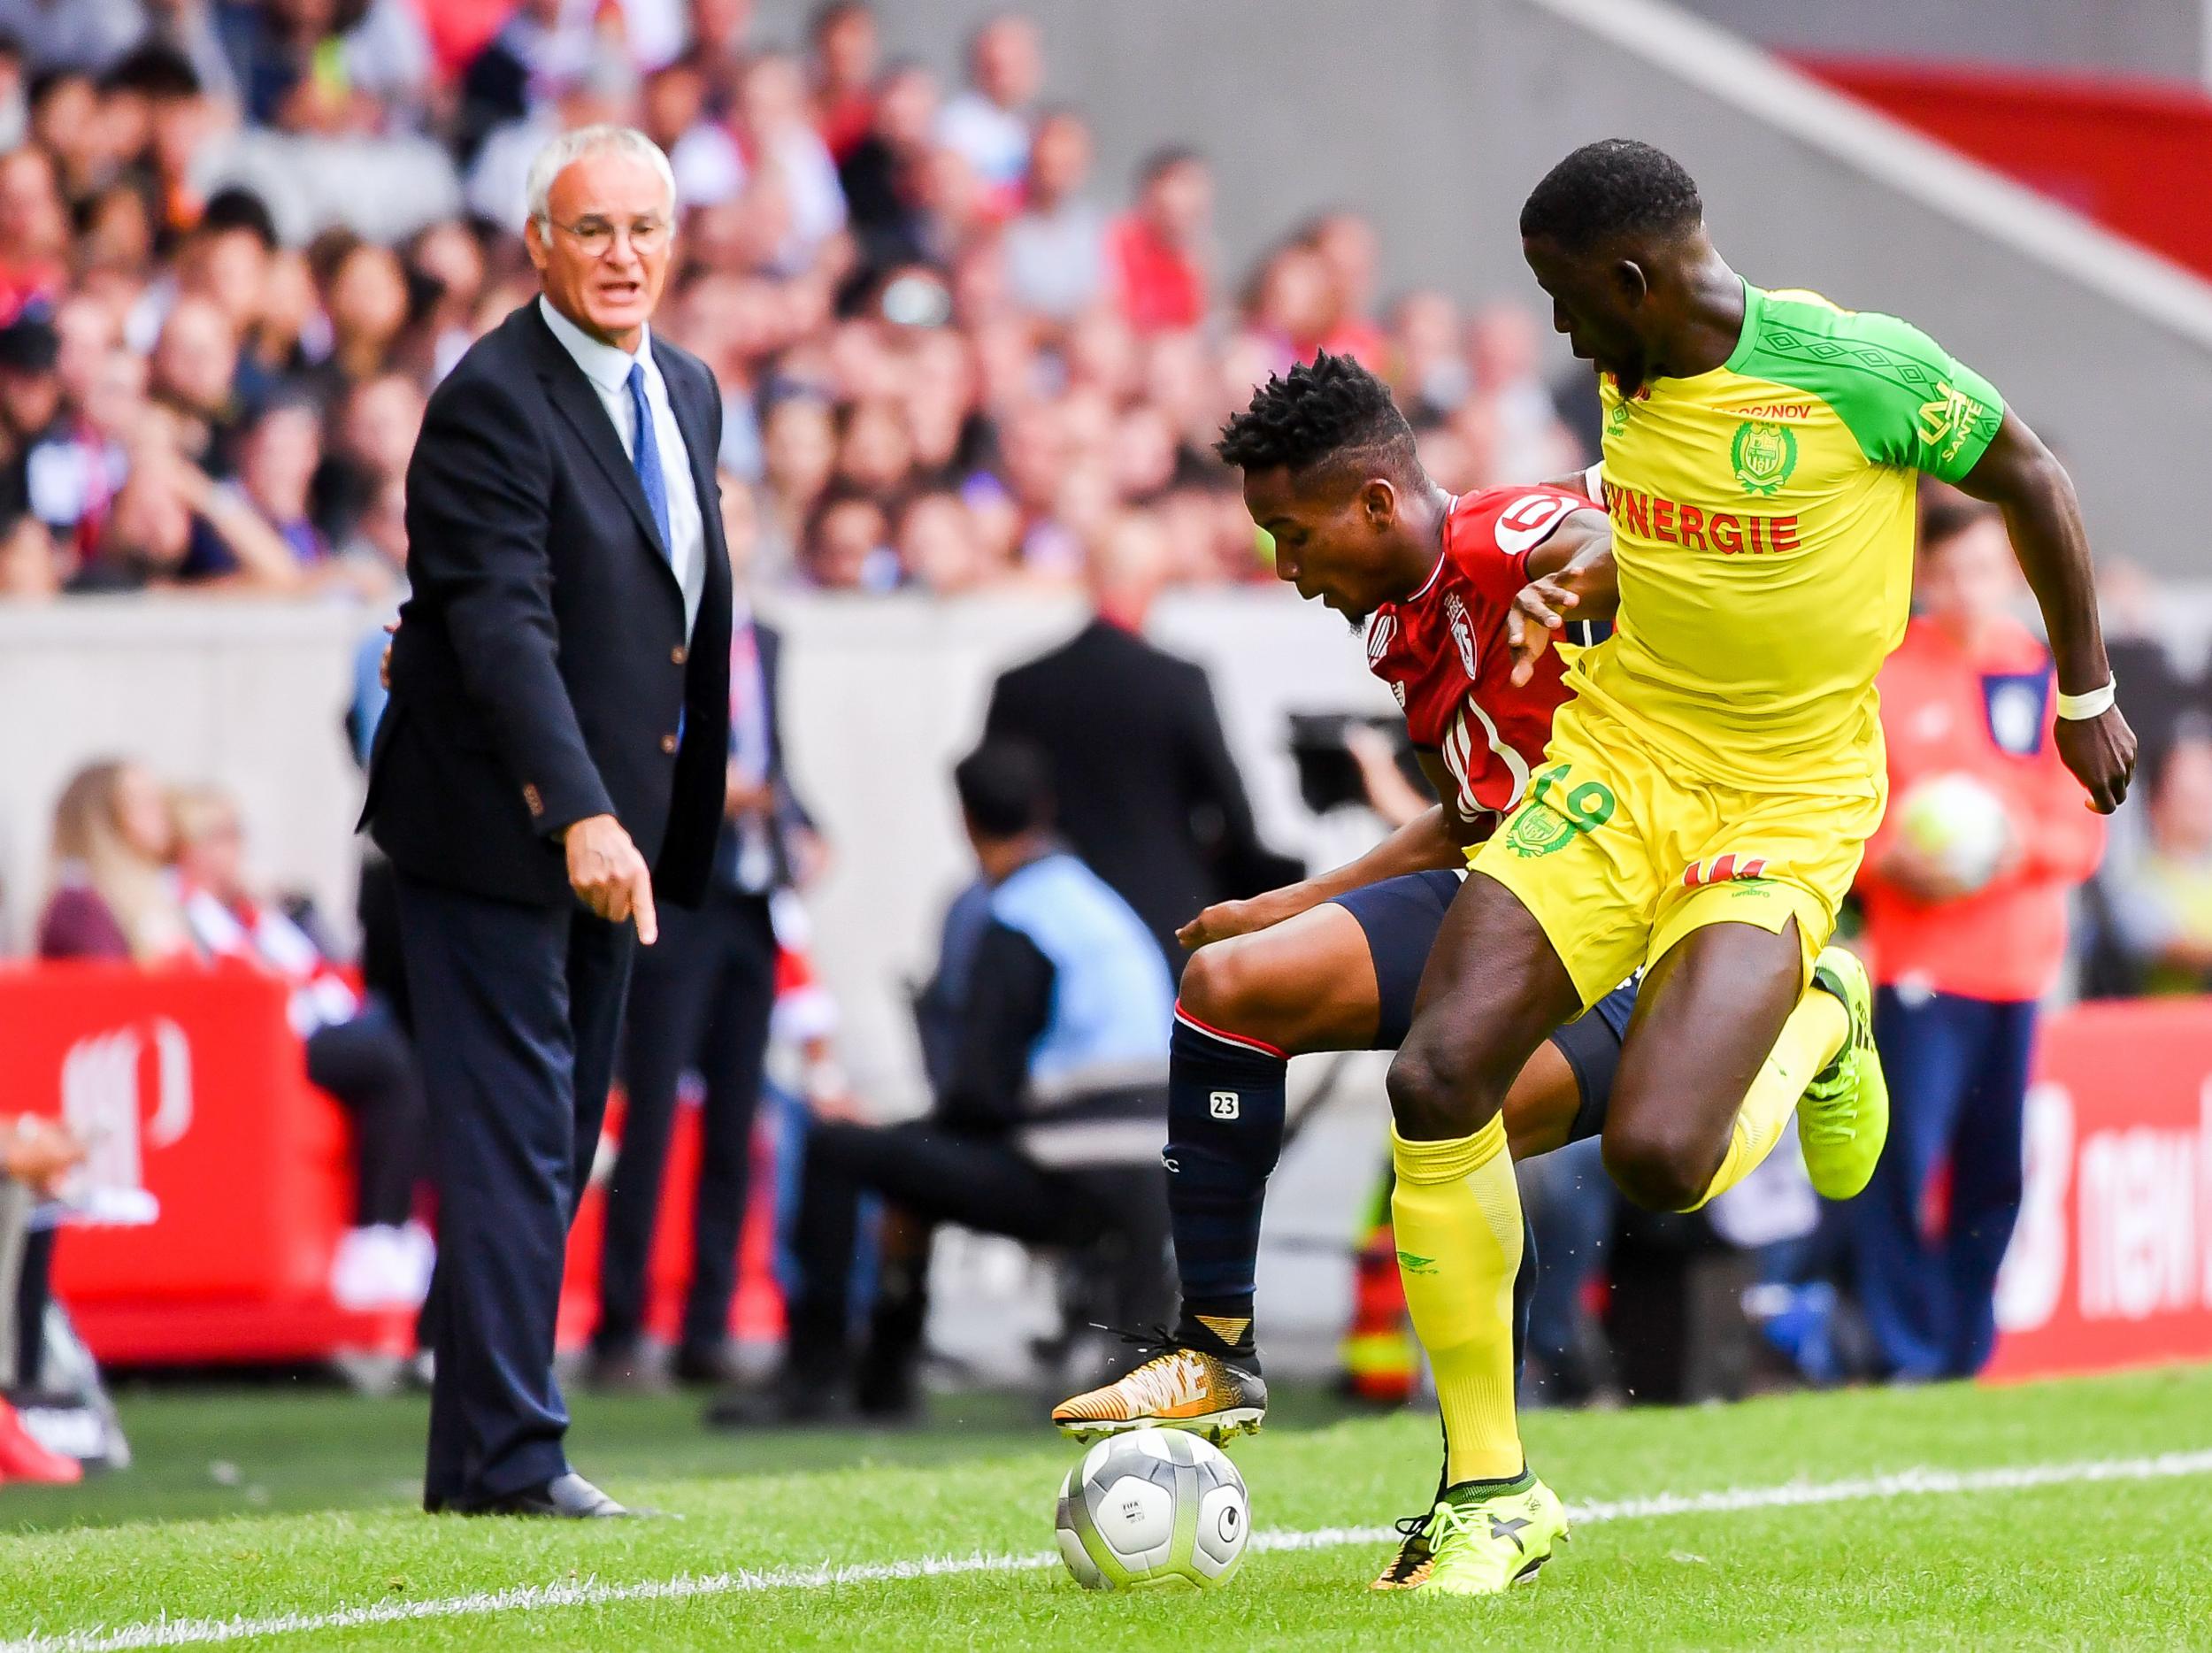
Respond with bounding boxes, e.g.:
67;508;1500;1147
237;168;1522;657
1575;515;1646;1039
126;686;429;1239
985;511;1299;970
589;518;816;1390
361;126;732;1518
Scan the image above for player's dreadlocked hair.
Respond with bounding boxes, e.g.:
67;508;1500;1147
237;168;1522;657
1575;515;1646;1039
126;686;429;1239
1214;351;1417;482
1519;139;1702;250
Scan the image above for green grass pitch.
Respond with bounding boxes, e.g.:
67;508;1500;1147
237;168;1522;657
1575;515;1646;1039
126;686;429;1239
3;1366;2210;1650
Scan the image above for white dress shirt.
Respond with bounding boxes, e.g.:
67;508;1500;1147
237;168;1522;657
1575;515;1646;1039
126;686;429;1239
538;295;706;636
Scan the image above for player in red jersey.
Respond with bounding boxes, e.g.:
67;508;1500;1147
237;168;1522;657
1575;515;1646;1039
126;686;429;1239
1053;358;1630;1494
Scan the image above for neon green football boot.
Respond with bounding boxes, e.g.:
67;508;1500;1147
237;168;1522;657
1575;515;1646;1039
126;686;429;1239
1404;1473;1569;1596
1796;944;1890;1201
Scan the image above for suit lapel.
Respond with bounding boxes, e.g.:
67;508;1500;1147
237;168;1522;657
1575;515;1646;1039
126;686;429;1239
523;304;673;566
655;335;729;577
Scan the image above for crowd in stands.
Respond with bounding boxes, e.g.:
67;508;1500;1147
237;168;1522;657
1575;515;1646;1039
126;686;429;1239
0;0;1588;604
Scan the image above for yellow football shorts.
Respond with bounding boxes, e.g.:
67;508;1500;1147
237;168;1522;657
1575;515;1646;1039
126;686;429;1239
1472;700;1885;1009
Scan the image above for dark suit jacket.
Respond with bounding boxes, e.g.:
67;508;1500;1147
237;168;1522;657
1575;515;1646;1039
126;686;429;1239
984;617;1299;964
361;301;733;909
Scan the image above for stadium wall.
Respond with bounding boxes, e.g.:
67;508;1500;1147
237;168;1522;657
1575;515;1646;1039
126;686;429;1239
757;0;2212;578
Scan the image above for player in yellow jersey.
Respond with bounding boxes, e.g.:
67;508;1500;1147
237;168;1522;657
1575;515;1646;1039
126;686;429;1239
1370;140;2138;1596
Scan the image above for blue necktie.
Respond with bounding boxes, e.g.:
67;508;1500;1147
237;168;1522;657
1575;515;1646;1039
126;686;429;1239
626;361;673;559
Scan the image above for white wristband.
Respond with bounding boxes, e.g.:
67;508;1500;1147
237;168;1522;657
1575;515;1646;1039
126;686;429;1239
2055;678;2116;721
1582;462;1606;504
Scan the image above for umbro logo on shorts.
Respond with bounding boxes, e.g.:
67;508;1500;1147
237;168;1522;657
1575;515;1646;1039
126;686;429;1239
1682;852;1769;888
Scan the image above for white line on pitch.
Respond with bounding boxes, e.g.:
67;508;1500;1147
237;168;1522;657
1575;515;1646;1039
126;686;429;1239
10;1448;2211;1653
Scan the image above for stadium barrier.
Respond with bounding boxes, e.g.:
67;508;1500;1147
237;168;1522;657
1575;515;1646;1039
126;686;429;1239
1;964;2206;1378
1987;997;2212;1380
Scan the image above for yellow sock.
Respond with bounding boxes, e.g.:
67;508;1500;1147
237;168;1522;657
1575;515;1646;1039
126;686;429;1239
1390;1115;1524;1486
1689;984;1849;1209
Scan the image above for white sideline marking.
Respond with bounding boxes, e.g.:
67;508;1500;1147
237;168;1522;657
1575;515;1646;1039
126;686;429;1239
10;1449;2212;1652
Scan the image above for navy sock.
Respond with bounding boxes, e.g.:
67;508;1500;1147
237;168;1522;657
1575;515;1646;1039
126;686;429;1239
1164;1007;1288;1357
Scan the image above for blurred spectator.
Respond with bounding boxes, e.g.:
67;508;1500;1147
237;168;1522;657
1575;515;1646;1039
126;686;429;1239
1459;302;1579;485
896;486;987;593
1298;211;1386;367
2096;725;2212;995
147;293;244;473
801;480;894;590
735;50;846;275
1108;147;1209;335
1002;109;1102;321
170;782;430;1309
0;130;70;313
712;739;1172;1426
808;0;878;164
314;368;422;547
230;393;331;573
757;389;835;578
641;56;741;210
934;12;1040;216
305;233;411;398
1850;502;2106;1382
36;757;188;962
985;510;1299;968
836;58;935;278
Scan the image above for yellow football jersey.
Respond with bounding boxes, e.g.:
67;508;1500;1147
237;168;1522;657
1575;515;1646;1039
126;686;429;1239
1575;282;2004;796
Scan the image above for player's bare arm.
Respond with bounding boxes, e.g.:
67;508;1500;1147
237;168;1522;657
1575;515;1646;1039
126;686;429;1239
1953;411;2137;812
1508;512;1619;687
1178;752;1481;950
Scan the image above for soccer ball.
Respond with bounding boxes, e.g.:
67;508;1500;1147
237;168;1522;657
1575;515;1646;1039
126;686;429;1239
1054;1429;1249;1589
1895;771;2012;895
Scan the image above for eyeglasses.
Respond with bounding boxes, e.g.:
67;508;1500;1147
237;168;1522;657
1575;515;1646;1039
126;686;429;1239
547;216;672;258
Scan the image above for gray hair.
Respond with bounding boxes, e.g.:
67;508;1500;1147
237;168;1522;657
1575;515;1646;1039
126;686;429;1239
524;125;677;228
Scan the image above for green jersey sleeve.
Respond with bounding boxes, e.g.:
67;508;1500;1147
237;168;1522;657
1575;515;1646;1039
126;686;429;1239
1740;293;2006;482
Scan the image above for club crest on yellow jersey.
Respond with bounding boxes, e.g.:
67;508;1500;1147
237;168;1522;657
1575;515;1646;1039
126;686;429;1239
1731;419;1798;496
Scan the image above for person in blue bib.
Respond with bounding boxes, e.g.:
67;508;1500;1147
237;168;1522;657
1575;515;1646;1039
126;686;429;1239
710;738;1176;1426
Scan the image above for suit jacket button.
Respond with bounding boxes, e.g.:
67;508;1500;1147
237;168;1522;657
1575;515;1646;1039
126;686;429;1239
672;645;687;665
661;734;678;754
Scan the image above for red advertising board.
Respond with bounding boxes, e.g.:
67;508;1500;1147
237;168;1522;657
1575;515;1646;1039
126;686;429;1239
0;962;412;1362
0;963;780;1365
1986;999;2212;1380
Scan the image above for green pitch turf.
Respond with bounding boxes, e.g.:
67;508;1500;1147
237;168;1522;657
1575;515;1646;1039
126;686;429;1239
4;1367;2210;1650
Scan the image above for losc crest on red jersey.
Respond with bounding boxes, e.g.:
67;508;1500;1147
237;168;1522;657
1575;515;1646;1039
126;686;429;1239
1363;486;1600;823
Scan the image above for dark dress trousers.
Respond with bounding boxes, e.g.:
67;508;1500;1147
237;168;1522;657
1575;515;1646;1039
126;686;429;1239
594;621;811;1363
984;617;1300;969
361;300;732;1508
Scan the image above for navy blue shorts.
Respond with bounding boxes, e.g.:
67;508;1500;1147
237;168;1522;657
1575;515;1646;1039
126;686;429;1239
1330;868;1635;1143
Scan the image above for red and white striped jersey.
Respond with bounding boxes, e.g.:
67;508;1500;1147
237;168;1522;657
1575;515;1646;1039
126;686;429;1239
1363;485;1601;822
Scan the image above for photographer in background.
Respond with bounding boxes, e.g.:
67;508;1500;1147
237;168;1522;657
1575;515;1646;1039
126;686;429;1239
1850;497;2106;1383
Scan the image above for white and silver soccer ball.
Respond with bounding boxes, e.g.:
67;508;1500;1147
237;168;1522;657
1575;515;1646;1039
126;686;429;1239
1896;771;2013;895
1054;1429;1249;1589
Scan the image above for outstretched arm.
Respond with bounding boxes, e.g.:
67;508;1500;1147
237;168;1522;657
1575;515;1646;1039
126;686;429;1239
1508;511;1618;688
1955;411;2136;812
1178;751;1483;949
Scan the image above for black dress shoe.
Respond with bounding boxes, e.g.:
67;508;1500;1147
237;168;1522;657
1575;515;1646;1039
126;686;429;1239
460;1472;654;1518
